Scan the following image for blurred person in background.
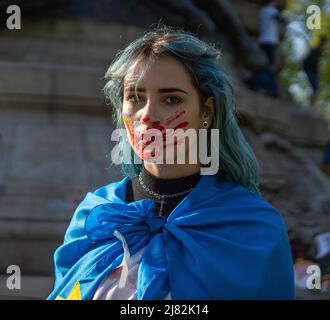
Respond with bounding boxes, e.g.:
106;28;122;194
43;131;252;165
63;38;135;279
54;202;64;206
258;0;287;68
244;0;287;98
303;36;327;106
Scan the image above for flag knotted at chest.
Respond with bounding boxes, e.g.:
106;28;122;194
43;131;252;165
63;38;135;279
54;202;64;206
85;199;170;299
47;175;295;300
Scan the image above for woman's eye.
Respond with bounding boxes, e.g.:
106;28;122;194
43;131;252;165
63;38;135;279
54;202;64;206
127;95;144;104
164;97;181;105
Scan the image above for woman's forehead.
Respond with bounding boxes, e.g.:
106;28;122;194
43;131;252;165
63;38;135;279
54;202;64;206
123;55;194;90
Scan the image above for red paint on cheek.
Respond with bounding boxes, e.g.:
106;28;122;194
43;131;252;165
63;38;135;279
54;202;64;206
151;121;166;132
123;117;136;145
173;121;189;131
165;110;186;126
127;126;134;140
124;123;151;159
125;123;135;143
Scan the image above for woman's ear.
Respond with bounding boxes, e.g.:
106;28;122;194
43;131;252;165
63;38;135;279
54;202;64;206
200;96;215;128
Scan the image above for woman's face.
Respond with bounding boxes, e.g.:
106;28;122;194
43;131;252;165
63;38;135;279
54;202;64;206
122;54;206;163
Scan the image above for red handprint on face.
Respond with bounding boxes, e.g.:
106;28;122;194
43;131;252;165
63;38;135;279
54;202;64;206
123;109;189;161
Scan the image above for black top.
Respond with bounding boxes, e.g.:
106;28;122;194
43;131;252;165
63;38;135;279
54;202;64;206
126;166;201;218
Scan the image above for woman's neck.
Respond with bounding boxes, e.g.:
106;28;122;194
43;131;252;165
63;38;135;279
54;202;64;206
143;163;201;179
137;164;201;198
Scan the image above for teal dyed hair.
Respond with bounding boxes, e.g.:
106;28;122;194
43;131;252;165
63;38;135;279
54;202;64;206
104;27;260;195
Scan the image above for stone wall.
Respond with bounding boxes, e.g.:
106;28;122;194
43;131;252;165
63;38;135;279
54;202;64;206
0;19;139;298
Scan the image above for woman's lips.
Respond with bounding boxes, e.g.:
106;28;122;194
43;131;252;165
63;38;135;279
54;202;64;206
135;129;158;140
142;139;153;146
134;126;187;153
136;127;163;144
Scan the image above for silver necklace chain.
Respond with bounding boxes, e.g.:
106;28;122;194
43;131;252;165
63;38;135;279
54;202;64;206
138;172;193;216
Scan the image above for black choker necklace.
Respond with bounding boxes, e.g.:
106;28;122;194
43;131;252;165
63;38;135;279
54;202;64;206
137;172;194;216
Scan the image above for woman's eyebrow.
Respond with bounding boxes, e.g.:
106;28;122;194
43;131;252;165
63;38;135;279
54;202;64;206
125;86;188;95
158;88;188;95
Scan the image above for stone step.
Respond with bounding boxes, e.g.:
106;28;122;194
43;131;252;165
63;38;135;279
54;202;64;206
0;61;105;110
0;274;53;300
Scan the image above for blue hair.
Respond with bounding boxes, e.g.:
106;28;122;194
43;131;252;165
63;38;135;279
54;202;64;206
104;27;260;195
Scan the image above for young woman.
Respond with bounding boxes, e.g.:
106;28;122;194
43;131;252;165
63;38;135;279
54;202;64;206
47;27;295;300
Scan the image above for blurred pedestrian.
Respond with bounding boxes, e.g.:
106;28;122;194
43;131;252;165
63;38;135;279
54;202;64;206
321;140;330;177
258;0;287;68
244;0;287;98
303;36;327;106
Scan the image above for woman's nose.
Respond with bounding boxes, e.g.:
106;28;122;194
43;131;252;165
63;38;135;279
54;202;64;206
140;112;151;124
140;100;156;125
